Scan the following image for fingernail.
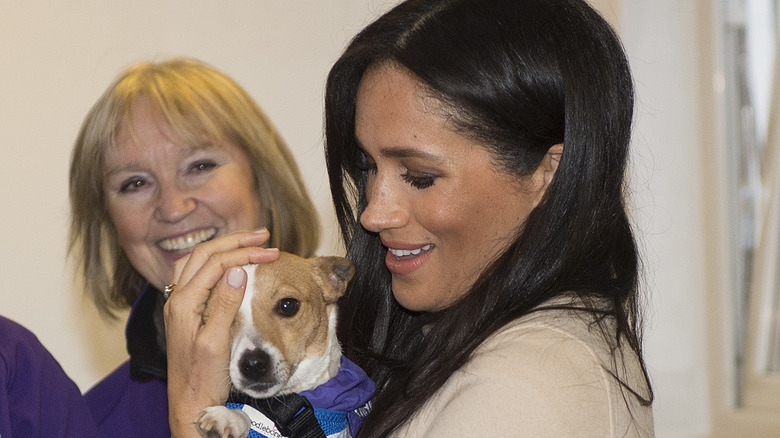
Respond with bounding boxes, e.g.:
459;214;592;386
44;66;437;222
254;228;269;234
228;267;246;289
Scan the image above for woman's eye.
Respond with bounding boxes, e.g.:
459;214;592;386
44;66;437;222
356;152;377;174
189;160;218;173
276;298;301;317
119;178;147;193
402;172;436;189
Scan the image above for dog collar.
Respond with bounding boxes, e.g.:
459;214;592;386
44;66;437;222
228;392;326;438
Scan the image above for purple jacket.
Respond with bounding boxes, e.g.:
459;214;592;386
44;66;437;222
0;315;99;437
85;286;375;438
85;286;171;438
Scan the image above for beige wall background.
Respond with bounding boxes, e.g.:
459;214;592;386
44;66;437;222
0;1;714;436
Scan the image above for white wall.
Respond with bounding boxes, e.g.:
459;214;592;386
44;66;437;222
0;1;711;436
620;1;711;437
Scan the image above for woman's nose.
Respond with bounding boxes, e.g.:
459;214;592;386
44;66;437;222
154;184;196;222
360;179;408;233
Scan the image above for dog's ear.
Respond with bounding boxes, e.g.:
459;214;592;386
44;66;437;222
311;256;355;303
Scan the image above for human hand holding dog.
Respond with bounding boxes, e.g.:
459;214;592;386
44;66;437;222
164;229;280;437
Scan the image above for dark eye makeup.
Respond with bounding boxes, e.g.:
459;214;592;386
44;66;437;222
402;172;436;189
356;148;439;189
356;151;376;173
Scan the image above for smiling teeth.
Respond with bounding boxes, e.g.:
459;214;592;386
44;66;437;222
389;244;433;257
159;228;217;252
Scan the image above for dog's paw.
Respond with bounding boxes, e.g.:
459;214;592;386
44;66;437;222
196;406;251;438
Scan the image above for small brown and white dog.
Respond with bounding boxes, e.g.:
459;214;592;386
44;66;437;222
195;252;355;438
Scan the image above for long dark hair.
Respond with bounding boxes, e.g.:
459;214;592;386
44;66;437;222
325;0;651;435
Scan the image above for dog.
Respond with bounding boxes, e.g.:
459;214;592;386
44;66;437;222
195;252;373;438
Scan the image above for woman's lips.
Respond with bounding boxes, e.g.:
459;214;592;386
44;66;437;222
157;227;217;253
384;244;434;276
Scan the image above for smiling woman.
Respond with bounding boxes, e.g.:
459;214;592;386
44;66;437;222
67;57;319;438
103;97;263;292
354;63;556;312
324;0;653;435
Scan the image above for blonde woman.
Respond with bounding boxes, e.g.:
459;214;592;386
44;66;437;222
69;58;319;438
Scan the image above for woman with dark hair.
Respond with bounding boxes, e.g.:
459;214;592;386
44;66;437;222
165;0;654;436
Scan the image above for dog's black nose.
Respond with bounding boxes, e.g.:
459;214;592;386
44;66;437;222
239;348;271;381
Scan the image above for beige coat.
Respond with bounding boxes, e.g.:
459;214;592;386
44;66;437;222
393;298;654;437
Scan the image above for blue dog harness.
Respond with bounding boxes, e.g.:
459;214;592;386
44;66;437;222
226;357;375;438
225;402;352;438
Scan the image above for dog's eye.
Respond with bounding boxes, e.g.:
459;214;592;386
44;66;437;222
276;298;300;317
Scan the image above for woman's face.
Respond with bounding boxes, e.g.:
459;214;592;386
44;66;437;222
103;98;265;291
355;66;548;312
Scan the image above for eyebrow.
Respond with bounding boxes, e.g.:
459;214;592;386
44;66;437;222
358;143;447;164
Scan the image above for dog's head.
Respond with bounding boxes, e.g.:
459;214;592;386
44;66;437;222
228;253;354;399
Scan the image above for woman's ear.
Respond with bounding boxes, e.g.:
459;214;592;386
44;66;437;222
529;143;563;206
541;143;563;187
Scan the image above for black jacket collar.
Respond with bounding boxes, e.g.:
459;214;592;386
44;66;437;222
126;286;167;381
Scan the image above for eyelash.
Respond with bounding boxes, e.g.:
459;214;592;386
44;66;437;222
119;178;146;193
356;153;376;173
189;160;218;173
357;152;436;189
402;172;435;189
